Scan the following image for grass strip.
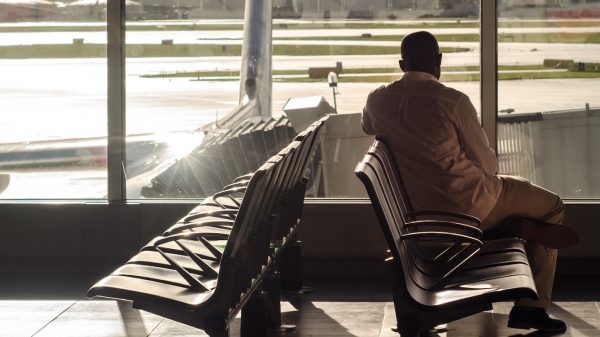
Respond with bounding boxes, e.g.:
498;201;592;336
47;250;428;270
143;70;600;82
278;34;480;42
143;65;548;79
278;32;600;43
335;65;547;73
497;20;600;28
0;19;597;33
271;70;600;83
276;44;469;55
0;43;469;59
499;32;600;43
143;69;304;78
0;21;477;33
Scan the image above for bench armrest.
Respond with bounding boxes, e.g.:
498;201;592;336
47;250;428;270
233;173;254;183
402;231;483;291
406;210;481;227
223;180;250;190
402;231;483;248
405;220;482;238
403;227;482;264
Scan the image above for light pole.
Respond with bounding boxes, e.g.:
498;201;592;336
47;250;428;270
328;71;338;114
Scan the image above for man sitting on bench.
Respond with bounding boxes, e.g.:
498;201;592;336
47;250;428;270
361;31;578;333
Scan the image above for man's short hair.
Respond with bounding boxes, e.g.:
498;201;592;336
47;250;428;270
400;31;440;71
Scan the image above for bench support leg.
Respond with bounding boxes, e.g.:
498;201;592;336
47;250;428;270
280;241;313;294
385;257;491;337
241;291;268;337
264;270;296;333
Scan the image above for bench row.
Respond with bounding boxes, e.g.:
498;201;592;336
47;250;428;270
88;116;329;337
142;115;296;198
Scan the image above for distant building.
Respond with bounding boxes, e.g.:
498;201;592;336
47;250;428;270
499;0;600;18
62;0;144;21
185;0;245;19
298;0;388;19
0;0;58;21
499;0;600;8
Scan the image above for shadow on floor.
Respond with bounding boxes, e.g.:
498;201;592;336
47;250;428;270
275;295;364;337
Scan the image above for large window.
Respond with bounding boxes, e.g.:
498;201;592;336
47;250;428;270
123;1;483;199
2;1;598;202
0;2;107;199
497;1;600;198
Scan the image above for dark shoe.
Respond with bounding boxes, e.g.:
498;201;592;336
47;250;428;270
508;306;567;332
507;217;579;249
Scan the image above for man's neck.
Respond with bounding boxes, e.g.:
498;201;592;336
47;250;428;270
402;71;439;82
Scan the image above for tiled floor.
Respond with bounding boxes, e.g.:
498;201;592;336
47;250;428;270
1;275;599;337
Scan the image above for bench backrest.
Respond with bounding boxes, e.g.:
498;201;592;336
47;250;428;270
215;140;302;309
272;116;328;240
211;114;330;313
355;140;408;258
356;139;471;293
217;160;275;304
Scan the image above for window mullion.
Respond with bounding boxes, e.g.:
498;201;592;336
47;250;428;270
480;0;498;153
107;0;126;202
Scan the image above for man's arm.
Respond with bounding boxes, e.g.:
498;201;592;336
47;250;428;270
455;95;498;175
361;106;375;135
361;91;377;135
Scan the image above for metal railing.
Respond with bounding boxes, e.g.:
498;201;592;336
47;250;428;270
497;106;600;198
497;113;542;182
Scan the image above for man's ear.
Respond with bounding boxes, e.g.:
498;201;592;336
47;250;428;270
437;53;443;67
399;59;406;72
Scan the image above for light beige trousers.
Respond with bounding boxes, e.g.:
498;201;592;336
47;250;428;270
482;175;565;309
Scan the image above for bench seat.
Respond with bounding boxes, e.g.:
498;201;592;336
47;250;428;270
356;138;537;337
89;274;213;307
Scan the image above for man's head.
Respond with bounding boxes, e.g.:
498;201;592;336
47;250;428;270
399;31;442;79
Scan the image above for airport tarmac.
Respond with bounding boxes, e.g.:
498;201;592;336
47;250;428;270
1;57;598;142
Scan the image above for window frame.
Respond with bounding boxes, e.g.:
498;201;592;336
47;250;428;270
480;0;498;154
107;0;127;203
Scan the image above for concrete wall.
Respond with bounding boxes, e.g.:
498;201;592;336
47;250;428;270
0;201;598;276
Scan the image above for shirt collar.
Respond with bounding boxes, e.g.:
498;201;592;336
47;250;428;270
402;71;439;82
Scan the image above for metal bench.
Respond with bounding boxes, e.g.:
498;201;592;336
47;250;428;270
183;118;328;293
87;116;328;337
355;138;538;337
